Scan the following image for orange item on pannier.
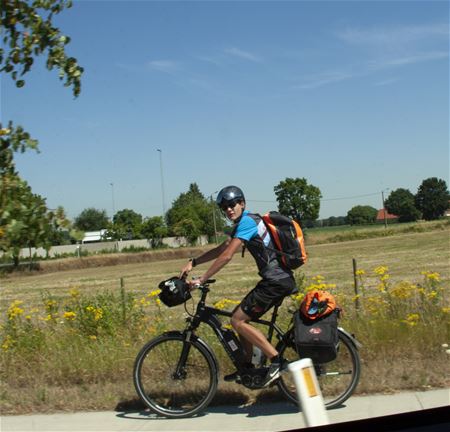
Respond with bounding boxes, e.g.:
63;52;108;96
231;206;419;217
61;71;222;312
300;290;337;321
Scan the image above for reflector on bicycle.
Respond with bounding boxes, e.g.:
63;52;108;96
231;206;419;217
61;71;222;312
158;277;191;307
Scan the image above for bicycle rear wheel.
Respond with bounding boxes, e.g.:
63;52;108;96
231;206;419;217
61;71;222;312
133;332;218;418
277;330;360;409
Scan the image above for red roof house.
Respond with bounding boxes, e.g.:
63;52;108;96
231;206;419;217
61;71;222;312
376;209;399;222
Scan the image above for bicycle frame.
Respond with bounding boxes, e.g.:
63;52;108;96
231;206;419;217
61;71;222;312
182;283;290;370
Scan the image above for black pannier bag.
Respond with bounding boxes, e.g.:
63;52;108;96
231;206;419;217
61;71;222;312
158;277;191;307
293;309;339;363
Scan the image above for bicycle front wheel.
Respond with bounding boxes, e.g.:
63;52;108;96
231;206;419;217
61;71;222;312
277;330;361;409
133;332;218;418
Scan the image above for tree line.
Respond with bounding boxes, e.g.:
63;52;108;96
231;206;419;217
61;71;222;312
344;178;449;226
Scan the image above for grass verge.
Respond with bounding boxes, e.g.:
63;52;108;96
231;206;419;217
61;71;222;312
0;225;449;414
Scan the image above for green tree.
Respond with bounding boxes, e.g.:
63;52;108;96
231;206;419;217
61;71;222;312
385;188;421;223
415;177;449;221
346;205;378;225
274;177;322;224
141;216;168;247
1;0;83;95
1;1;83;263
166;183;224;243
74;208;109;232
173;218;201;245
111;209;143;240
47;206;72;245
1;0;83;171
0;174;53;266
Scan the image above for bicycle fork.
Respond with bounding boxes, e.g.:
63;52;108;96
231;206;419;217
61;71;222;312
172;330;194;380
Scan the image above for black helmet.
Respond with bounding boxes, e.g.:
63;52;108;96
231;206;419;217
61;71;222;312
158;277;191;307
216;186;245;208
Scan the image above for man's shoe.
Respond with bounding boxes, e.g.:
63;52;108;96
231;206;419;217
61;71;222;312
280;358;289;373
224;370;240;382
261;361;281;387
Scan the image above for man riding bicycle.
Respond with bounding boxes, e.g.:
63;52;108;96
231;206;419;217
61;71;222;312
180;185;297;387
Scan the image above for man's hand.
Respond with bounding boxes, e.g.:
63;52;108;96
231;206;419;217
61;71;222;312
179;260;194;279
188;277;203;290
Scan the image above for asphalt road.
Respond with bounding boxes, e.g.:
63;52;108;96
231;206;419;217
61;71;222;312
1;388;449;432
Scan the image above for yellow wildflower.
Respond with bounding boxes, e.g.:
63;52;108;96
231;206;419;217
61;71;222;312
214;299;240;310
8;301;24;320
140;297;150;306
1;335;14;351
70;289;80;298
402;313;420;327
63;311;76;320
421;271;441;282
86;306;103;321
374;266;389;275
390;281;415;299
148;289;161;297
427;291;438;300
355;269;365;276
312;275;325;282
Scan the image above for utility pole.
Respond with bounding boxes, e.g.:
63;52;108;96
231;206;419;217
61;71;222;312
381;189;388;229
156;149;166;215
210;192;218;244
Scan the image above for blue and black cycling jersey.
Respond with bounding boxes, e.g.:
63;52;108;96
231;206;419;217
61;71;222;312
231;210;292;281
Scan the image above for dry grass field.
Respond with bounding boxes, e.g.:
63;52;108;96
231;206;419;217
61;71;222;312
2;228;448;311
0;224;449;414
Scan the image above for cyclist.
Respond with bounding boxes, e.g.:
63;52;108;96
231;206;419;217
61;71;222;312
180;185;297;387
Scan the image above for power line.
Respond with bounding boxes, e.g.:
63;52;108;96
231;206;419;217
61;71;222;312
247;191;383;204
320;192;381;202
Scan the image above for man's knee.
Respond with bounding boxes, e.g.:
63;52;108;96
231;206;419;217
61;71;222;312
231;307;249;331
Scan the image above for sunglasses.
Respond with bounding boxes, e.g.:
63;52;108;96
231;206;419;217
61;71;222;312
220;200;240;211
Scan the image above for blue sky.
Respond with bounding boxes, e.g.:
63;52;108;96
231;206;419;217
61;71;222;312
3;0;449;220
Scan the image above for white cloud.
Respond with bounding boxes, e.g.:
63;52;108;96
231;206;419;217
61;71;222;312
224;47;262;62
337;23;449;47
147;60;181;74
295;71;356;90
297;22;448;90
373;78;399;87
367;51;448;70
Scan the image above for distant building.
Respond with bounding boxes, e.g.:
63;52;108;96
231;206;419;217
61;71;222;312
445;201;450;217
376;209;398;223
82;229;109;243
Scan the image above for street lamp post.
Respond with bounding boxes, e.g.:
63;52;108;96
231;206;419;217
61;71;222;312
210;191;218;244
110;182;115;219
156;149;166;215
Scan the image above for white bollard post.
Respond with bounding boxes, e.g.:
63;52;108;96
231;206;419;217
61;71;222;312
287;358;329;427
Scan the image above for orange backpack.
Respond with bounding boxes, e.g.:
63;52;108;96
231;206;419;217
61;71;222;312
300;290;337;321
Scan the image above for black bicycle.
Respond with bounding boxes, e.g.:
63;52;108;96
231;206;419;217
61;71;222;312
133;279;361;418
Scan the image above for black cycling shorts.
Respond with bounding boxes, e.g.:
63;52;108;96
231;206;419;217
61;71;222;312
239;277;297;320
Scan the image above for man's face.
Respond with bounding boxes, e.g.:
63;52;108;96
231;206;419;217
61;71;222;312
221;199;245;222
